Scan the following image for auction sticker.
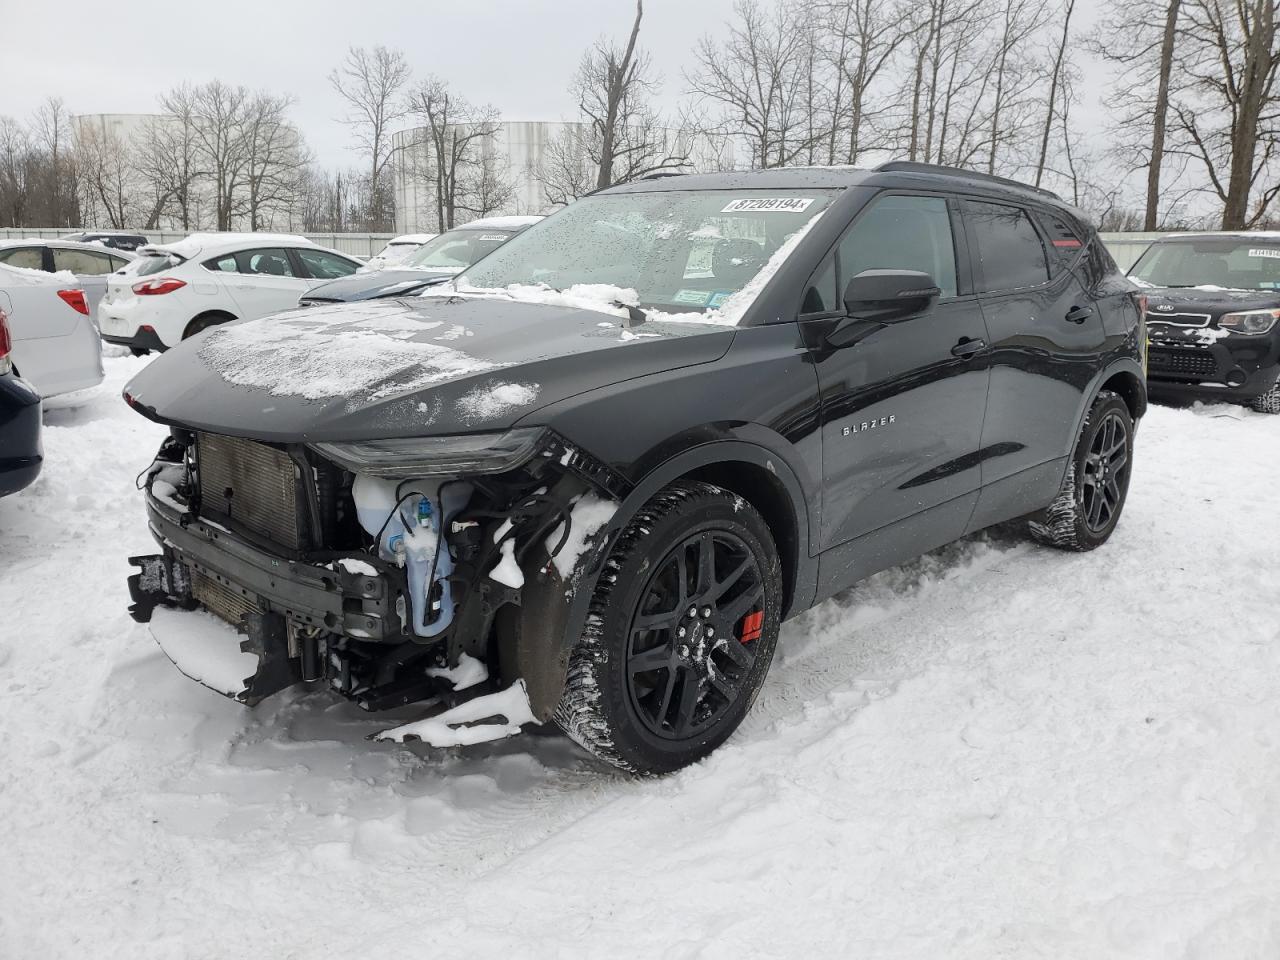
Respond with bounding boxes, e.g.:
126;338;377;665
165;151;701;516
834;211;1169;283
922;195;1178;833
721;197;814;214
1248;248;1280;259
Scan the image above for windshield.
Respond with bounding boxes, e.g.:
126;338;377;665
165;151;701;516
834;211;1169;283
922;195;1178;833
459;189;838;313
1130;238;1280;291
403;228;518;271
122;254;180;277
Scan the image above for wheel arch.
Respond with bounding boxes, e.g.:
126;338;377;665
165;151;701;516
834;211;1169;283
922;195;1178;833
509;438;819;721
182;309;237;340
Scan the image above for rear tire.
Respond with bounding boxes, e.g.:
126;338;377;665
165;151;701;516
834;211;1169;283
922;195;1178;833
1249;377;1280;414
182;312;234;340
1029;390;1134;551
554;481;782;775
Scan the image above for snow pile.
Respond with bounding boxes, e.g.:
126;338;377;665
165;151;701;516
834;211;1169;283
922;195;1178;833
375;680;537;747
489;539;524;588
425;652;488;692
455;380;541;422
149;607;258;698
198;308;508;402
0;262;78;286
545;493;618;579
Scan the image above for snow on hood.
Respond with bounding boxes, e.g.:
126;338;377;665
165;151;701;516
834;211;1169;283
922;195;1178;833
197;303;509;403
437;207;829;327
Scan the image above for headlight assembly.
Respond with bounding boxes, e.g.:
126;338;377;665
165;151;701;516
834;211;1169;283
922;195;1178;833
312;427;546;478
1217;308;1280;335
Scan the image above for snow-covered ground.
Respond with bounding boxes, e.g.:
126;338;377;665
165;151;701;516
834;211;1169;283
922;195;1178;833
2;354;1279;959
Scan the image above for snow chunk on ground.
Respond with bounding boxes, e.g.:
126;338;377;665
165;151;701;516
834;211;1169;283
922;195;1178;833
149;607;258;698
425;652;488;691
198;308;507;402
456;380;540;422
546;493;618;579
489;539;524;588
375;680;536;746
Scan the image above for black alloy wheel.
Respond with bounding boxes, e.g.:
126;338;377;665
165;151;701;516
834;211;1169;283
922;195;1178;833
625;530;765;740
1080;410;1129;533
555;481;782;774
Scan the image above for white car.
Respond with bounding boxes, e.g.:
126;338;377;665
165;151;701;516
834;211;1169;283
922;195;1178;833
97;233;362;352
0;263;103;398
0;239;135;321
362;233;436;272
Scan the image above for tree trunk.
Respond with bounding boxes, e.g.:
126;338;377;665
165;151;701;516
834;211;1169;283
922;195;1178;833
1145;0;1182;230
1035;0;1075;188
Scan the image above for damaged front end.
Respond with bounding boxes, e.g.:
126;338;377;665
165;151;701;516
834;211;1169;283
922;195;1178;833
128;425;624;743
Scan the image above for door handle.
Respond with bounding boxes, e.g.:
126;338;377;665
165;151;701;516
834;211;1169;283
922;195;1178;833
1065;305;1094;324
950;336;986;358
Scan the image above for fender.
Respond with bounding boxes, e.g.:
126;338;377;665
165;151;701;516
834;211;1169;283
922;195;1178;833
1065;353;1147;463
510;436;819;721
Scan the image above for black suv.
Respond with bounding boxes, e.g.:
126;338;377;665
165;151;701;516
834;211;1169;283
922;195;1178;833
1129;233;1280;413
122;162;1146;774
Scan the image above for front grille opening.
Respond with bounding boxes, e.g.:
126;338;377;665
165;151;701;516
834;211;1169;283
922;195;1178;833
1149;345;1218;381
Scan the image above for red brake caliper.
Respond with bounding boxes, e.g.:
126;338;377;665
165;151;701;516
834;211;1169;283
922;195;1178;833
738;610;764;644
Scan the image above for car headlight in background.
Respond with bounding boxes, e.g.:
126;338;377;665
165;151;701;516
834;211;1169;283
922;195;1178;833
311;427;546;478
1218;309;1280;335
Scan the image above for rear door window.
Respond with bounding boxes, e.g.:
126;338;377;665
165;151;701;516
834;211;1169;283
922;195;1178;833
0;247;45;271
233;248;296;277
53;247;116;275
1034;211;1086;274
965;201;1050;292
295;248;358;280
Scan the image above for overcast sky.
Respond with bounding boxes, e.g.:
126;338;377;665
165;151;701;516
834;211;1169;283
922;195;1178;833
4;0;1106;170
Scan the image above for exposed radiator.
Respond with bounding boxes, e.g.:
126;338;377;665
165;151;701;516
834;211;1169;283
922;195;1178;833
191;568;261;628
197;432;303;550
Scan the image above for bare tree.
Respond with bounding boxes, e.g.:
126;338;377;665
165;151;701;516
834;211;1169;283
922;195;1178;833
407;77;509;231
74;120;140;228
1035;0;1077;186
242;92;311;230
329;45;411;230
1169;0;1280;228
687;0;825;168
32;97;78;227
137;85;204;229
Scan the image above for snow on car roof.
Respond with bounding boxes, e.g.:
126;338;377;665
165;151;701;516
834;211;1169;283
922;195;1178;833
387;234;436;244
0;238;137;257
140;232;315;261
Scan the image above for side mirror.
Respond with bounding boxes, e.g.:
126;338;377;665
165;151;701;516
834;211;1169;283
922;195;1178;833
843;269;940;323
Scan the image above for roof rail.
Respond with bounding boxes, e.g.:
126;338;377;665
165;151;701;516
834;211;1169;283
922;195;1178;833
873;161;1062;201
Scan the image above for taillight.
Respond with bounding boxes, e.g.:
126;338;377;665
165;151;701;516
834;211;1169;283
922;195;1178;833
57;289;90;316
133;277;187;296
0;308;11;375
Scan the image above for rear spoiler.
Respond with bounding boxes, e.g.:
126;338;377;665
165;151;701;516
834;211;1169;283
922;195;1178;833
136;244;193;263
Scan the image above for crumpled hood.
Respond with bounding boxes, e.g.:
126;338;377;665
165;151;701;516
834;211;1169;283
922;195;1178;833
302;269;456;303
1144;286;1280;326
123;296;734;442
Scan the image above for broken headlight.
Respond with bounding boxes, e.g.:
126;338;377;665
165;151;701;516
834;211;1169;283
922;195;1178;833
311;428;546;478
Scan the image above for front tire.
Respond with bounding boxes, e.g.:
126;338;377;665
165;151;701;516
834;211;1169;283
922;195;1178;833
554;481;782;775
1029;390;1134;551
1249;376;1280;414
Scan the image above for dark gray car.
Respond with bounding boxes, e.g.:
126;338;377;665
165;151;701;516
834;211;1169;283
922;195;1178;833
298;216;542;306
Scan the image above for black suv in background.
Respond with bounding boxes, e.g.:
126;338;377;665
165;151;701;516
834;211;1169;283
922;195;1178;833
58;230;148;252
1129;233;1280;413
123;162;1145;774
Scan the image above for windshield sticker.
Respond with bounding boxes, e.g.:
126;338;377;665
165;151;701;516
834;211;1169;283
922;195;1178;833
1248;248;1280;259
672;288;712;305
707;291;733;308
477;234;510;241
721;197;814;214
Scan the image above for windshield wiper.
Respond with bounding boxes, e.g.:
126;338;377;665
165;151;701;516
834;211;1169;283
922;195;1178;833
612;300;648;327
